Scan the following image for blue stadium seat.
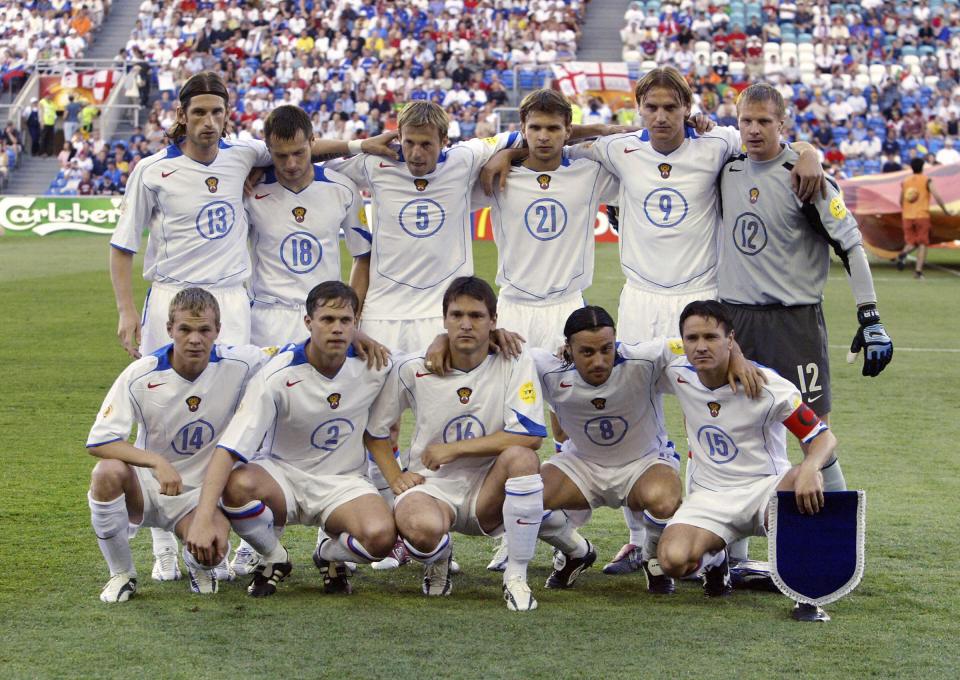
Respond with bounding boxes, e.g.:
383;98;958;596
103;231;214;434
500;69;514;88
845;159;864;176
832;126;848;142
518;70;536;89
864;160;882;174
797;33;813;43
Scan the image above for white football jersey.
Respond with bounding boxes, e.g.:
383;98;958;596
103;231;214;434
246;164;371;307
329;132;523;320
111;139;272;287
218;343;391;477
367;349;547;474
472;154;618;303
533;340;681;467
658;357;827;490
86;344;273;488
582;127;741;292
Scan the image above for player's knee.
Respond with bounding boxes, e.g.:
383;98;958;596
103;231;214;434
657;540;693;578
221;468;259;506
643;488;682;520
359;521;397;558
501;446;540;476
395;507;443;551
90;459;128;497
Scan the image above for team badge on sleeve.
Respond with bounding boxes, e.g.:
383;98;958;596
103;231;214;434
707;401;721;417
829;196;847;219
590;398;606;410
414;178;429;192
185;396;202;412
536;174;552;190
205;177;219;193
749;187;760;204
657;163;672;179
327;393;341;409
519;381;537;404
457;387;472;404
358;204;369;227
101;404;113;418
292;206;307;223
482;136;499;147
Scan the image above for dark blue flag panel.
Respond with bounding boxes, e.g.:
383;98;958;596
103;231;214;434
769;490;866;606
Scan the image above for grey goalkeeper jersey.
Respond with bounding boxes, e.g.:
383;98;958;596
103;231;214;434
717;146;863;306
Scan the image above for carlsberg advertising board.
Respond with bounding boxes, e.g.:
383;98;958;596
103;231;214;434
0;196;122;235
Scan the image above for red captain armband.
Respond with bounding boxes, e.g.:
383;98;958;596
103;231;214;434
783;402;828;443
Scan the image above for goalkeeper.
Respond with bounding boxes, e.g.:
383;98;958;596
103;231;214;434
714;83;893;498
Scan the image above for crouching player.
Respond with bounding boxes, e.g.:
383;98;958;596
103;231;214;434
657;301;836;600
365;277;548;611
186;282;396;596
86;288;274;602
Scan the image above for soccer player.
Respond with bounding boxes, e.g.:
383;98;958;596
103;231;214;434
717;83;893;508
483;68;826;574
656;301;837;609
895;157;953;279
109;72;395;578
185;282;396;597
364;277;548;611
246;105;372;346
86;288;273;602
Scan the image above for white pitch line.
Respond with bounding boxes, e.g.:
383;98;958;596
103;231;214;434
925;263;960;278
829;345;960;353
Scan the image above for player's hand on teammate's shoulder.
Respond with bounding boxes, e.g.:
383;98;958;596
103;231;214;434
425;333;452;376
726;341;768;398
389;470;425;495
153;458;183;496
352;331;390;370
361;130;399;160
117;310;142;359
793;463;825;515
422;443;457;471
790;146;828;203
490;328;526;360
685;114;714;135
243;166;265;197
480;147;525;195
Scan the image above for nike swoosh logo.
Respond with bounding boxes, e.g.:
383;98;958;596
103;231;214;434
415;371;431;378
623;148;641;154
729;168;742;172
161;170;178;178
147;382;165;389
516;519;540;525
559;382;573;388
254;193;270;200
286;379;303;387
807;395;822;403
677;377;688;384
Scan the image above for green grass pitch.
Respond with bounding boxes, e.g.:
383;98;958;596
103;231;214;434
0;234;958;678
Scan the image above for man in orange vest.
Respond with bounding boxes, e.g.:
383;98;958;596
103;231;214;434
896;158;953;279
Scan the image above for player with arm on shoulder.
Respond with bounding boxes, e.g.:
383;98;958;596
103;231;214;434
717;82;892;506
185;282;397;597
656;302;836;613
364;277;547;611
85;288;275;602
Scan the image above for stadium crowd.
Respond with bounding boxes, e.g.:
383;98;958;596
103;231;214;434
620;0;960;177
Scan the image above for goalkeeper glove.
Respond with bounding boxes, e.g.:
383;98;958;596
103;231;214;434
848;304;893;377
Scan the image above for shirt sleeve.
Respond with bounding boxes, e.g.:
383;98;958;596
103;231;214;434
323;155;369;188
502;351;548;438
462;130;524;180
365;357;411;439
711;125;743;162
110;159;157;253
801;177;864;255
86;365;139;447
247;138;273;167
216;369;276;462
597;165;620;204
338;176;372;256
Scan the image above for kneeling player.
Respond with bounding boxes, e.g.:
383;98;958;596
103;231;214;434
86;289;273;602
657;301;836;598
365;277;548;611
186;282;396;596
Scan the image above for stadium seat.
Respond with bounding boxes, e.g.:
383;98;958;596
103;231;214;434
864;160;882;174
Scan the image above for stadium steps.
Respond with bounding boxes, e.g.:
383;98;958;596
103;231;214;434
577;0;632;61
83;2;144;60
3;156;62;196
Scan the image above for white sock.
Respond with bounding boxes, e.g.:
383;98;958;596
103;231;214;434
623;505;645;546
402;534;451;565
640;510;669;562
821;456;847;492
502;474;544;582
700;548;727;571
222;500;286;563
316;527;329;548
150;527;178;555
89;492;134;576
368;455;396;507
728;538;749;562
538;510;588;558
319;533;376;564
566;508;592;529
182;545;212;573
